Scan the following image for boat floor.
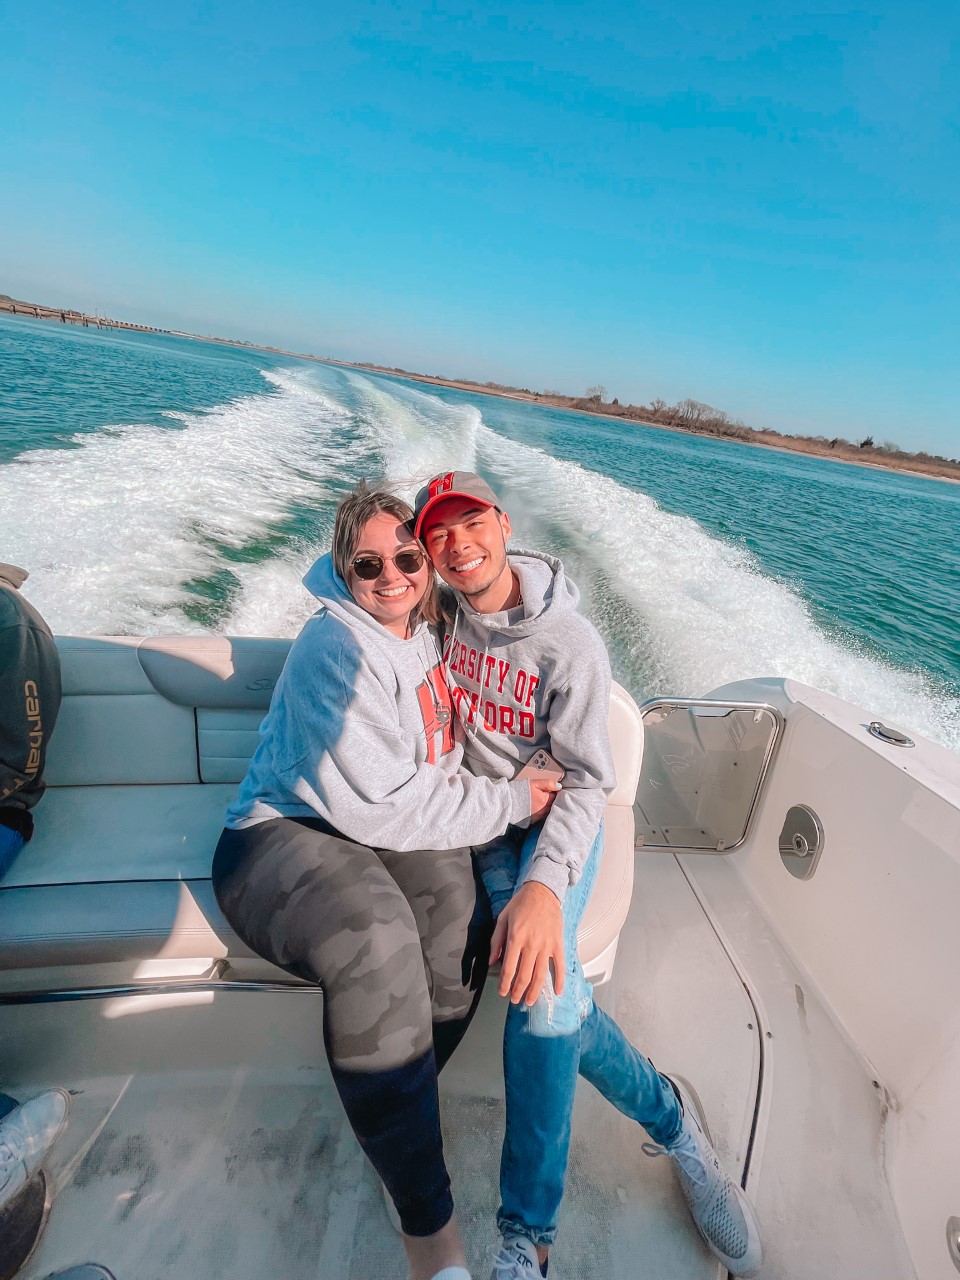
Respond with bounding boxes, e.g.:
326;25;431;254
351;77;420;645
2;855;913;1280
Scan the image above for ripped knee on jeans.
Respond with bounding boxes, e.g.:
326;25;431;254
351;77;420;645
517;969;593;1039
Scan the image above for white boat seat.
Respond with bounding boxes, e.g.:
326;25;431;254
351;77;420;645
0;880;250;969
0;637;643;989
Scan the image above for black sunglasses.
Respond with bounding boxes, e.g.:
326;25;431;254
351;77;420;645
351;549;426;581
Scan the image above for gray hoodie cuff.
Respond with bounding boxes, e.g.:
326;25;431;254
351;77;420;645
521;857;569;904
507;778;534;826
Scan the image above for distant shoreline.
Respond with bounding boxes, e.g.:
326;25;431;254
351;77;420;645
329;361;960;486
3;291;958;486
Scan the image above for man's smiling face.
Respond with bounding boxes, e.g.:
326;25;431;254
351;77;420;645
420;495;513;601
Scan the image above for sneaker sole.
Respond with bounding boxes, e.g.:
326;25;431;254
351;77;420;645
41;1268;118;1280
42;1088;72;1156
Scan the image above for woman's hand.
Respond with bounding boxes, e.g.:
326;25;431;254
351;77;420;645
528;777;561;821
490;881;565;1006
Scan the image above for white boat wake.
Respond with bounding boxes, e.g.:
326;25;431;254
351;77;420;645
1;361;956;751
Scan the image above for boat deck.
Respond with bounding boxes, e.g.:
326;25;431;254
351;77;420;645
3;855;913;1279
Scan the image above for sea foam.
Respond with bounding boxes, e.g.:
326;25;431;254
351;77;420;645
2;360;956;753
0;368;362;635
344;372;960;752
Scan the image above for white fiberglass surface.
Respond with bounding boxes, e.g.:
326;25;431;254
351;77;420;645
680;853;916;1280
2;857;752;1280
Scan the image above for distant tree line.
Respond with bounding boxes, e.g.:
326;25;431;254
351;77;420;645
546;388;960;473
356;361;960;477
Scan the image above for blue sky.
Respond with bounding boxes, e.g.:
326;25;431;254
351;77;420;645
2;1;958;454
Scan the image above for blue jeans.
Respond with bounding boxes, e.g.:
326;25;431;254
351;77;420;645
478;822;682;1247
0;827;24;881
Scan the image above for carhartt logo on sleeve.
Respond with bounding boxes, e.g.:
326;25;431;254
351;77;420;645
24;681;42;777
0;679;43;800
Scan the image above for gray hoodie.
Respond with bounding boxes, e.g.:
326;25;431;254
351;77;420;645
226;553;532;849
443;550;615;902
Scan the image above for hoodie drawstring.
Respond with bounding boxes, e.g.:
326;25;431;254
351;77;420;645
441;603;493;755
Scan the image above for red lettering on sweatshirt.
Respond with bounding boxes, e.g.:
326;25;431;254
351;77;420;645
415;661;455;765
445;639;544;742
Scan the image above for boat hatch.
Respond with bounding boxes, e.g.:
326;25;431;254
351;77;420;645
635;699;783;852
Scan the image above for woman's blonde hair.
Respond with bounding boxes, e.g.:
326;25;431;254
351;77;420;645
331;480;440;628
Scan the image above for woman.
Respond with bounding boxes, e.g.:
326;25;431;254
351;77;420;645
212;482;557;1280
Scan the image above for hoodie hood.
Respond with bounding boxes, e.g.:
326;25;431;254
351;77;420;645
302;552;429;647
449;549;579;639
0;563;28;591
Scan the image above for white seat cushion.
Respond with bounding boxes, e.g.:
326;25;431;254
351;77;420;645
2;784;238;888
579;806;636;972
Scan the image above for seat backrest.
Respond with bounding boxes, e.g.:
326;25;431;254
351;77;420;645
46;636;289;787
607;681;644;805
47;636;644;799
46;637;200;786
138;637;291;784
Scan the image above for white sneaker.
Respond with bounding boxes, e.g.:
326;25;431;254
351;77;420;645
0;1088;71;1211
643;1076;762;1278
490;1234;546;1278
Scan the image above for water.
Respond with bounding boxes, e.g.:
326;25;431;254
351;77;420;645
2;313;958;751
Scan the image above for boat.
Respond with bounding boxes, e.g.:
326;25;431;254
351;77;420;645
1;633;958;1279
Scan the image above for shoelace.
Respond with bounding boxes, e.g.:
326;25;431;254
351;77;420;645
642;1129;710;1192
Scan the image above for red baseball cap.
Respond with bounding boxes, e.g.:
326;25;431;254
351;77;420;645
413;471;500;538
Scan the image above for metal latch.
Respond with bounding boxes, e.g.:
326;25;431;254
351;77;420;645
779;805;824;880
868;721;914;748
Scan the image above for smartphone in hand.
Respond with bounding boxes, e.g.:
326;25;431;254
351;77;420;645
515;747;565;784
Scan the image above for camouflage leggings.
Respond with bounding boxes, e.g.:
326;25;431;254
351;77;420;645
212;816;486;1072
213;816;488;1235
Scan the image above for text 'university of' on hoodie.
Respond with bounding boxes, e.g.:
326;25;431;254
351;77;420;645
226;554;532;850
443;550;616;902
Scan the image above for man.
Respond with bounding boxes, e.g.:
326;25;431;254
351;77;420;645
414;473;762;1280
0;563;70;1213
1;563;61;879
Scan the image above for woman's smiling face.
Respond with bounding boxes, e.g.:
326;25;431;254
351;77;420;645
348;511;429;637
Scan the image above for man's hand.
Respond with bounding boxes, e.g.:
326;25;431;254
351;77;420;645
528;778;561;821
490;881;565;1007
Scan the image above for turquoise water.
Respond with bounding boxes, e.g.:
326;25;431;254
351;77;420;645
0;316;286;461
2;312;958;751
